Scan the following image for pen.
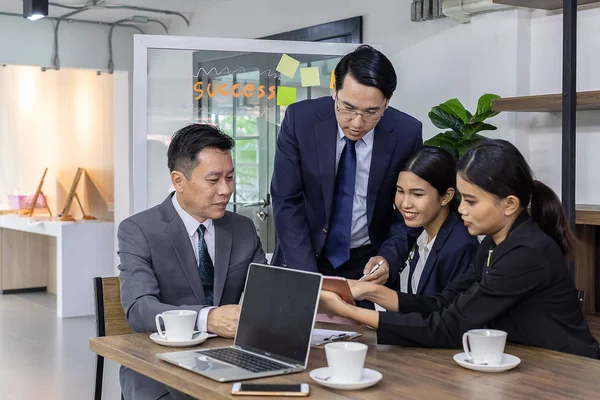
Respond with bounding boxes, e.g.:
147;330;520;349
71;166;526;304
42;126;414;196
359;260;384;281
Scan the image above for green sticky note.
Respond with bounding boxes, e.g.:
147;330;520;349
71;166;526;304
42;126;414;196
276;86;296;106
276;54;300;79
300;67;321;87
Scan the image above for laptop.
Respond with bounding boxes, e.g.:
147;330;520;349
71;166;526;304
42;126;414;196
156;263;323;382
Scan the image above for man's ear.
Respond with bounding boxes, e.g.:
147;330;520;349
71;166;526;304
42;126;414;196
171;171;186;192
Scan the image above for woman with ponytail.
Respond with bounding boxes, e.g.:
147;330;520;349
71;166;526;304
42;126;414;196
396;146;479;296
320;139;600;359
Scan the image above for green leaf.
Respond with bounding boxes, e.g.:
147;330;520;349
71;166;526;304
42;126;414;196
440;98;469;123
456;134;489;159
462;122;497;139
456;142;471;159
427;130;462;145
466;109;473;122
424;131;461;159
428;106;464;133
473;93;501;122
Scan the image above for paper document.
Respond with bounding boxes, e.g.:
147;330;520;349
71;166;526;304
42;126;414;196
311;328;361;348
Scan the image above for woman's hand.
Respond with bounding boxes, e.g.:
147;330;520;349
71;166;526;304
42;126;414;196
319;290;351;318
320;289;380;329
347;279;377;301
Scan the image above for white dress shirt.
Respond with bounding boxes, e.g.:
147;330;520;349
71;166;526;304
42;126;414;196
172;194;216;332
400;231;437;294
335;125;374;248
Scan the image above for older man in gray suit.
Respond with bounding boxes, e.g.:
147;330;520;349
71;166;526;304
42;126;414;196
118;124;267;400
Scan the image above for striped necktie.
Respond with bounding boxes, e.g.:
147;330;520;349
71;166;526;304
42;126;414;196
197;225;214;305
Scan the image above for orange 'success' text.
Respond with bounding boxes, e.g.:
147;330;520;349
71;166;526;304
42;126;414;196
193;82;276;101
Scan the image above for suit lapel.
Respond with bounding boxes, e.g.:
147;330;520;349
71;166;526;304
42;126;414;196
315;111;338;223
367;123;396;224
213;215;232;306
161;196;206;304
416;212;459;294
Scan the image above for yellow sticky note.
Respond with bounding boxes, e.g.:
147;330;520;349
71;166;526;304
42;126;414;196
330;69;335;89
300;67;321;87
276;54;300;79
276;86;296;106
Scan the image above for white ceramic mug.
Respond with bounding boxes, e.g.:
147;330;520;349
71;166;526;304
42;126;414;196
462;329;507;365
155;310;197;342
324;342;368;383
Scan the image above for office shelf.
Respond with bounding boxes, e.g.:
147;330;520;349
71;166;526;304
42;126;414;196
493;0;600;10
576;205;600;226
492;90;600;112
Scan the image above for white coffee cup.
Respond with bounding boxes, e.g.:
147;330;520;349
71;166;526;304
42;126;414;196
155;310;197;342
462;329;507;365
324;342;368;383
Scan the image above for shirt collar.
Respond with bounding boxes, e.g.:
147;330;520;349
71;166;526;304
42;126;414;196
171;193;213;237
417;230;436;252
336;124;374;147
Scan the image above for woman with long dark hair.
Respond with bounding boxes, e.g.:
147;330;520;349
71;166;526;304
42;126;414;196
320;139;600;359
396;146;479;296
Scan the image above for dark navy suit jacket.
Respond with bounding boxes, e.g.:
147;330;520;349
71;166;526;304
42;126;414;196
270;96;422;281
406;211;479;296
378;212;600;360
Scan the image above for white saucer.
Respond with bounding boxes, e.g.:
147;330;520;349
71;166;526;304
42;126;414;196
150;331;209;348
453;352;521;372
309;367;382;390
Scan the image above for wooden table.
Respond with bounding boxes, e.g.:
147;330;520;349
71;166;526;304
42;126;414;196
90;323;600;399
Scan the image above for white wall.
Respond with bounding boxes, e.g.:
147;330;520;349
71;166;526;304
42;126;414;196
0;66;114;219
527;8;600;204
113;70;131;274
0;14;142;275
168;0;600;204
0;15;139;71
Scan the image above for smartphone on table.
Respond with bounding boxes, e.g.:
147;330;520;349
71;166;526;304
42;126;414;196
231;383;309;396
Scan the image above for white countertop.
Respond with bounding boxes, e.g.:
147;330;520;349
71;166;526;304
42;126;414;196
0;215;113;237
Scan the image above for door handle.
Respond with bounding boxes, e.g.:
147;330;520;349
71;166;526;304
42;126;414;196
257;211;268;221
230;194;270;208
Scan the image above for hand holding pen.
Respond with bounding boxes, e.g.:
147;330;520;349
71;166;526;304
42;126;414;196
359;257;389;284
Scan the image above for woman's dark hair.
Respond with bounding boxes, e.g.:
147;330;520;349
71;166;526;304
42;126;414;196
402;146;459;210
334;45;397;99
457;139;575;256
167;123;234;179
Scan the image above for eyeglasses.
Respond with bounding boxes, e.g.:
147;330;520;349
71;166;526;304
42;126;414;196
335;98;385;122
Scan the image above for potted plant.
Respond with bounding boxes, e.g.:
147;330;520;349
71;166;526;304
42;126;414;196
424;94;501;159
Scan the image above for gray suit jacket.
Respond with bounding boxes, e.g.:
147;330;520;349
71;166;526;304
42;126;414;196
118;194;267;400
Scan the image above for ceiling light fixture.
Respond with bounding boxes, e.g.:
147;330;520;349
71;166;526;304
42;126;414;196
23;0;49;21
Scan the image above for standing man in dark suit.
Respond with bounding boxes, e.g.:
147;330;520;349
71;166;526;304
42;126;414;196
118;124;267;400
271;45;422;290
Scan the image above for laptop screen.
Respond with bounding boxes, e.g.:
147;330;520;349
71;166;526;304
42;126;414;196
234;264;322;366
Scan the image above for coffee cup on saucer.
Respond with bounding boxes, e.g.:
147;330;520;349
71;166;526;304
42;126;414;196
155;310;197;342
462;329;507;365
324;342;368;383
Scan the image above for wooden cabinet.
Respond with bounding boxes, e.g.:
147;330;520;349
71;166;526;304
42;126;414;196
0;228;56;293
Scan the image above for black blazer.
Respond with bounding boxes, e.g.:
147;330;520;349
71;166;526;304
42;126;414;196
406;211;479;296
378;212;600;359
271;96;422;277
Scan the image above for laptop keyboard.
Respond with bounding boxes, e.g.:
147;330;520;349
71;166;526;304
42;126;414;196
198;347;290;373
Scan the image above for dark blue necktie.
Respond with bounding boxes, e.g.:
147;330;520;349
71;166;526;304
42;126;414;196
197;225;214;305
325;137;357;269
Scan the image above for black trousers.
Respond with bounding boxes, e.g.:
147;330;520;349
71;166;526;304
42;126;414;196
317;244;375;309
